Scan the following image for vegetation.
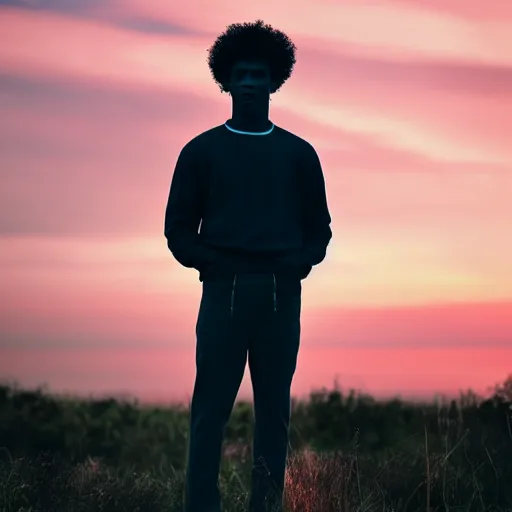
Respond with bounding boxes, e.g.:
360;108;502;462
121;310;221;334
1;376;511;511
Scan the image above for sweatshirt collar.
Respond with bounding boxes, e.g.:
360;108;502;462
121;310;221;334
224;122;275;136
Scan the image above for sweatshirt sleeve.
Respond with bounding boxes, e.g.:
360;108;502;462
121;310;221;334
164;142;217;271
299;143;332;267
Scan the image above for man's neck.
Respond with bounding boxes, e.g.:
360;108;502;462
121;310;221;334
229;110;271;133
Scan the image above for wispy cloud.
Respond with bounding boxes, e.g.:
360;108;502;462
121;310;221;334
0;0;200;35
389;0;512;22
115;0;512;66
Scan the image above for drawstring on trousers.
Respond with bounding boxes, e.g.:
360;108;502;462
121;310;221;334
230;274;237;318
229;274;277;317
272;274;277;314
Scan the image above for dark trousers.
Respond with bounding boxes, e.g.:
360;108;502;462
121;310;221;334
183;273;302;512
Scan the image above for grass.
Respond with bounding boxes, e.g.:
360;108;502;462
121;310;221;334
1;377;511;511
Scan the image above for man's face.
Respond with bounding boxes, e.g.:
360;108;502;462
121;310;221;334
226;60;273;110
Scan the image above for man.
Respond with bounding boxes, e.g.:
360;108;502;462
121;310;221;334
164;20;332;512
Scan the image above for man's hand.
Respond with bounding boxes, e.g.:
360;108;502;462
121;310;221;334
277;251;310;276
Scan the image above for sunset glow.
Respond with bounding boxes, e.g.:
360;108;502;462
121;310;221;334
1;0;511;402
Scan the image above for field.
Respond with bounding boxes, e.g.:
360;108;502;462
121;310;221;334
1;377;511;511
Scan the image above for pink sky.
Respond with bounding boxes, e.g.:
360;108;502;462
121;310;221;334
1;0;511;402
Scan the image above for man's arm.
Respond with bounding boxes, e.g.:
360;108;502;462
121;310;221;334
164;142;217;271
280;142;332;273
300;142;332;267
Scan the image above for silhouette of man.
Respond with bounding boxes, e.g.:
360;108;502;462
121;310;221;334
164;20;332;512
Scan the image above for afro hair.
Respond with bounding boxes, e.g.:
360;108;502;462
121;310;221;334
207;19;297;94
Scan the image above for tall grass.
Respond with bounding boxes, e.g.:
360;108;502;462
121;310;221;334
1;377;511;511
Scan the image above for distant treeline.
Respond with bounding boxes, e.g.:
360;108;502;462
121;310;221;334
1;377;511;469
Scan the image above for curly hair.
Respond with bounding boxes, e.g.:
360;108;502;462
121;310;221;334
207;19;297;94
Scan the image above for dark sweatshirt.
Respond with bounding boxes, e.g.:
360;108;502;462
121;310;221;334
164;121;332;282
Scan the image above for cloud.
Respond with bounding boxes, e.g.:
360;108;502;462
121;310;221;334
387;0;512;21
0;8;215;100
290;49;512;164
2;228;512;351
0;0;105;20
2;7;511;169
113;18;199;36
115;0;512;66
298;46;512;99
1;72;511;240
0;74;227;236
0;0;200;36
4;0;512;59
2;232;512;349
303;301;512;349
